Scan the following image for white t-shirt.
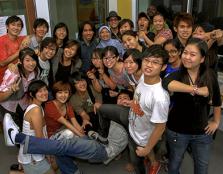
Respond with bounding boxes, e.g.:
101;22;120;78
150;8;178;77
128;80;170;146
38;57;50;85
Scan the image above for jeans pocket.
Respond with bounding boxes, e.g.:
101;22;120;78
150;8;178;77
166;129;178;143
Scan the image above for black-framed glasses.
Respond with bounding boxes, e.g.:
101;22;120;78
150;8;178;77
103;55;116;61
143;58;163;66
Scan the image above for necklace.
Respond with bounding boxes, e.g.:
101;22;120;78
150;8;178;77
187;72;195;86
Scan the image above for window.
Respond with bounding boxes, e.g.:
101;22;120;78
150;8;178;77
0;0;36;35
48;0;107;39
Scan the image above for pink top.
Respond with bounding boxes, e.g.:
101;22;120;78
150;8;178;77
0;69;35;112
156;28;173;40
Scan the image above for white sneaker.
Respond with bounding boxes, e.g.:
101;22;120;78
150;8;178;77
104;121;128;165
3;113;20;146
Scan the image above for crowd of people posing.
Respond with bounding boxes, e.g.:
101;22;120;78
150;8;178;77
0;9;222;174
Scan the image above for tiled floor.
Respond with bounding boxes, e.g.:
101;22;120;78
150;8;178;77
0;129;223;174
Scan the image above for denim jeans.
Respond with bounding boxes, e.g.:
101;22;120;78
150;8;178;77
166;129;213;174
20;134;108;174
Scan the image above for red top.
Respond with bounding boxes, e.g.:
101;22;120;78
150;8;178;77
0;34;25;83
44;100;75;137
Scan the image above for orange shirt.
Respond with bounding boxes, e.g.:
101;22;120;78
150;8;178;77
0;34;25;83
44;100;75;137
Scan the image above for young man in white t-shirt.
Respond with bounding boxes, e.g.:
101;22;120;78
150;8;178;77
128;45;170;174
38;37;57;85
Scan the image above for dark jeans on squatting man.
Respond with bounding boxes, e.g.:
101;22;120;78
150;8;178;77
166;129;213;174
98;104;146;174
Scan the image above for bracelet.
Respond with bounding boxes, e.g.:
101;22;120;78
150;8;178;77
191;85;198;96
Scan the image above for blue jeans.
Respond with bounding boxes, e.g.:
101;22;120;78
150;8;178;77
20;134;108;174
166;129;213;174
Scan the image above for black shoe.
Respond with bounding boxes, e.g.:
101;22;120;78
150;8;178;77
10;163;23;171
88;130;108;145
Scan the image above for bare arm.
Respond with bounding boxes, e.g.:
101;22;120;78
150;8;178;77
57;116;84;136
91;78;102;92
0;51;20;67
30;107;45;138
167;80;209;97
70;117;84;133
205;106;221;134
87;71;102;92
101;73;116;90
79;110;92;128
0;36;29;67
98;67;116;90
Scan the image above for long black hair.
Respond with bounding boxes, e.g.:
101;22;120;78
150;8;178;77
180;37;214;99
18;48;38;78
53;22;69;47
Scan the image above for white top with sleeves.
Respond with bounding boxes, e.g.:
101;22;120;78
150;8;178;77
128;80;170;146
18;104;48;164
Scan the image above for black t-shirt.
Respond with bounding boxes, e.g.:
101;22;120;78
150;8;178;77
162;69;222;134
55;62;71;82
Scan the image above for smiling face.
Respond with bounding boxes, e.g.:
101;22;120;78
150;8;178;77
91;52;102;68
124;55;139;75
82;24;94;42
55;90;70;104
122;34;139;49
55;27;67;40
102;51;118;69
74;79;87;93
174;21;192;41
99;28;110;41
153;15;165;31
117;93;130;105
7;21;23;37
42;45;57;60
22;55;37;74
35;24;48;39
164;43;181;64
181;44;204;70
34;86;49;103
119;22;132;35
64;44;78;59
109;17;119;29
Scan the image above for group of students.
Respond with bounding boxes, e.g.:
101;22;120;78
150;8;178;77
0;7;222;174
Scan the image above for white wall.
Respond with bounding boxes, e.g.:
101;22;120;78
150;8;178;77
34;0;51;36
108;0;117;12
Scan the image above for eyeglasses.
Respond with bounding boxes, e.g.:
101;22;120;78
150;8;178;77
167;50;178;56
143;58;163;66
103;55;116;61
